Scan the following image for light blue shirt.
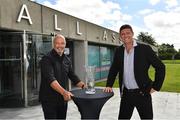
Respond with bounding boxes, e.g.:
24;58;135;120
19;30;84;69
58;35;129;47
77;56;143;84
123;40;139;89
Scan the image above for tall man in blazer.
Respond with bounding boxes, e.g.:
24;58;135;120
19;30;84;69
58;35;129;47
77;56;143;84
104;24;165;119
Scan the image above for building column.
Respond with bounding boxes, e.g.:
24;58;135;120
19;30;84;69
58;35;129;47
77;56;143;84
74;40;88;83
23;30;28;107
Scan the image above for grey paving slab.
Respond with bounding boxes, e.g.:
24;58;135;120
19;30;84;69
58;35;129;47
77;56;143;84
0;88;180;120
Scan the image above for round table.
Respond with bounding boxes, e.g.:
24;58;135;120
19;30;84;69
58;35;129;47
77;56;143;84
71;88;114;119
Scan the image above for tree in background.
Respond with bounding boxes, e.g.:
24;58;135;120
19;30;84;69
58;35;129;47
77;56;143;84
137;32;157;46
175;49;180;59
158;44;177;60
136;32;180;60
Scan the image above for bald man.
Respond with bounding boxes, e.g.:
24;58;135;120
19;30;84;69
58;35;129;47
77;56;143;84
39;34;85;119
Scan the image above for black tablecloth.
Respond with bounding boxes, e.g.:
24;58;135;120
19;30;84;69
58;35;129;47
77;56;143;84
71;88;114;119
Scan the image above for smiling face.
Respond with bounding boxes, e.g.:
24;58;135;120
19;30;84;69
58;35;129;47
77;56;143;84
53;35;66;55
120;28;134;45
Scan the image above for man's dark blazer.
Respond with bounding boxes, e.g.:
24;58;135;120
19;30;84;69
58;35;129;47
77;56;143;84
106;43;165;93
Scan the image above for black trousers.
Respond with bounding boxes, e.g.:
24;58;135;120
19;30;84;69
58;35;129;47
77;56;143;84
118;89;153;119
41;101;68;119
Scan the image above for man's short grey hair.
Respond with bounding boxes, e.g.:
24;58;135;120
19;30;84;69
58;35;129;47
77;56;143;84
53;34;66;43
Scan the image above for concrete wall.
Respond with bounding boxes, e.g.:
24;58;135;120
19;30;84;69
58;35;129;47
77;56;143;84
0;0;120;46
0;0;42;32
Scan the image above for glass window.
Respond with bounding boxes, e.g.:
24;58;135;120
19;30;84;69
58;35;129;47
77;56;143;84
0;32;23;107
88;45;100;80
26;34;52;105
100;47;111;79
88;44;115;81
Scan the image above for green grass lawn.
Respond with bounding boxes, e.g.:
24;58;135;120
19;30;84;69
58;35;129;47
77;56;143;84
96;60;180;93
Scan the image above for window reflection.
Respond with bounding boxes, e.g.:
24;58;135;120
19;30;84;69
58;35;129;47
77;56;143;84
0;33;23;107
26;34;52;105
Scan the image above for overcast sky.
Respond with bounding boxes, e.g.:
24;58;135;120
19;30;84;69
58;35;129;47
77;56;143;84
31;0;180;50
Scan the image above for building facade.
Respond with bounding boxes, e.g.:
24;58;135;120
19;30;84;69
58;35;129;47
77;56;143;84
0;0;121;107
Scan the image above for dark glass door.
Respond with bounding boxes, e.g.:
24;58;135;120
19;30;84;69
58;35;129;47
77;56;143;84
26;34;52;105
0;32;23;107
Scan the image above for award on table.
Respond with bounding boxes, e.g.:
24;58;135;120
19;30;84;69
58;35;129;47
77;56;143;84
85;66;96;94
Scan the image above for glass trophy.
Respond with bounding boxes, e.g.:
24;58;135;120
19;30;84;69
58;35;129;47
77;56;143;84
85;66;96;94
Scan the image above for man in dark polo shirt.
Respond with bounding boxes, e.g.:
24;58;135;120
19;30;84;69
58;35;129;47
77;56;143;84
39;34;85;119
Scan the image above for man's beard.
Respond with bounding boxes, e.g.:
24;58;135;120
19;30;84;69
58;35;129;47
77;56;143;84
55;48;64;56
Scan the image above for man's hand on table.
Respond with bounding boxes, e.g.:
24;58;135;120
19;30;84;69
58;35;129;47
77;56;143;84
63;90;74;101
76;81;86;89
103;87;113;93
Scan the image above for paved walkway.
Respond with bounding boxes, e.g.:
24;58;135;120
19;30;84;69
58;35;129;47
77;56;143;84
0;88;180;119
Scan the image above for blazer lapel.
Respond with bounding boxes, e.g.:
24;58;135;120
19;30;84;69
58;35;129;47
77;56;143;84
119;46;124;77
134;45;141;80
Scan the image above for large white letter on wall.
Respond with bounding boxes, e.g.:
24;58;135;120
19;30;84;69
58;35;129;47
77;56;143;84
103;30;108;41
76;21;82;35
111;33;116;42
54;14;62;31
17;4;33;25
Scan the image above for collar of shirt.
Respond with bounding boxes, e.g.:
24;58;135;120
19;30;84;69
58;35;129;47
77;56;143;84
122;39;138;48
123;39;137;53
52;49;64;59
